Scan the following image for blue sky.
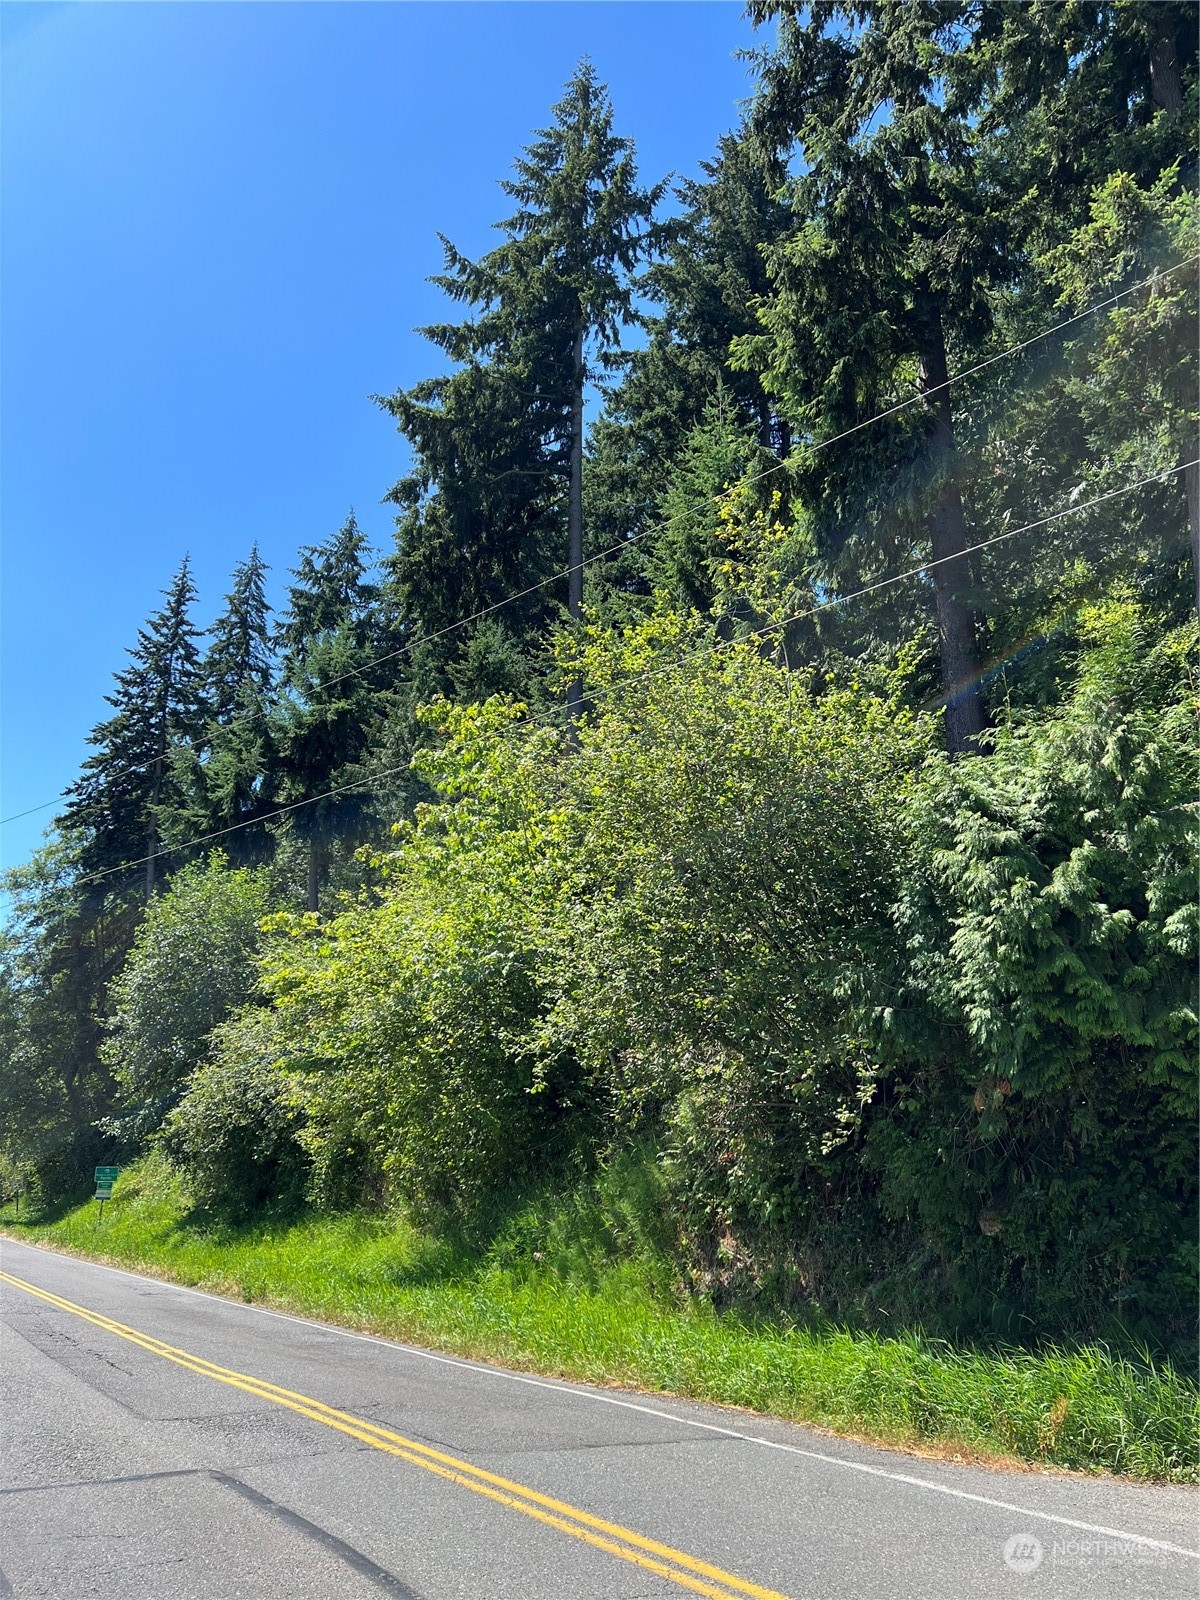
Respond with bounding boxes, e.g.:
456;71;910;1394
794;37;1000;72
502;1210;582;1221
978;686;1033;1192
0;0;761;873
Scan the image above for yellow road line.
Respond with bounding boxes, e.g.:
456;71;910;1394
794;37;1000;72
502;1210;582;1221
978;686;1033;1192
0;1269;793;1600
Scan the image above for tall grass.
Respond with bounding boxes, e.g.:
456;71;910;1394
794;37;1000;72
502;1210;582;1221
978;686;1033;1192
5;1155;1196;1482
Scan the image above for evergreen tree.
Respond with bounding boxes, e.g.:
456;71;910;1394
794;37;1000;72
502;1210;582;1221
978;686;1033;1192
204;545;274;721
738;3;1197;740
378;60;664;720
179;547;279;862
0;840;132;1200
969;2;1199;616
60;559;202;899
973;0;1197;238
743;1;1017;752
644;397;765;618
587;129;794;566
274;514;383;911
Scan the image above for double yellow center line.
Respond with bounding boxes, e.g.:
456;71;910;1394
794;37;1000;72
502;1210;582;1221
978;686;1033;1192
0;1269;792;1600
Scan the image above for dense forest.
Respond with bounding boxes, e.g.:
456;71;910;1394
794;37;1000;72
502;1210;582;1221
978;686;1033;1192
3;3;1197;1358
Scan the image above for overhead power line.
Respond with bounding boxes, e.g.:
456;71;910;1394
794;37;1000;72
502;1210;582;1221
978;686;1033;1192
509;458;1200;735
68;460;1196;892
2;254;1192;832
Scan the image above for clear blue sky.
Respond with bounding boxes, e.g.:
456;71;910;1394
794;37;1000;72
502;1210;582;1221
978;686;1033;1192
0;0;761;874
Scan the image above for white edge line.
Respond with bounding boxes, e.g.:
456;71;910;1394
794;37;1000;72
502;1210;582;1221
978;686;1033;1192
3;1237;1197;1560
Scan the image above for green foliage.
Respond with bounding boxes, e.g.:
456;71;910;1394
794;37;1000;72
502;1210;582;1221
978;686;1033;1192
103;854;274;1112
60;558;204;896
641;398;774;617
4;5;1197;1388
274;513;387;909
201;712;573;1217
159;1019;307;1220
378;59;663;689
554;627;931;1248
0;839;132;1203
875;600;1198;1341
586;127;793;562
16;1157;1199;1480
176;546;280;861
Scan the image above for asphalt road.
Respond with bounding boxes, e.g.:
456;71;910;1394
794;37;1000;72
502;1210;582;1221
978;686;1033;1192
0;1238;1195;1600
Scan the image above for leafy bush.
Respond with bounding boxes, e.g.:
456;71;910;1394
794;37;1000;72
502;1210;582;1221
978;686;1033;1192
199;705;578;1219
874;599;1198;1343
104;854;273;1111
554;626;932;1258
153;602;1198;1349
159;1010;308;1220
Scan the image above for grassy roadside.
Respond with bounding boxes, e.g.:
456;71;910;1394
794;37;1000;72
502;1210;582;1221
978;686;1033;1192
4;1157;1196;1483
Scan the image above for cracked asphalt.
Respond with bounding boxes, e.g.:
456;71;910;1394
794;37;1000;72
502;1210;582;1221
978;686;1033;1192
1;1237;1196;1599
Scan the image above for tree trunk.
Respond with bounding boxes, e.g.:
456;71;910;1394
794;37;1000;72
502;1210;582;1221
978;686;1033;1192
566;318;585;736
307;838;320;915
1149;16;1183;115
1146;15;1198;621
145;748;164;903
1186;457;1200;626
915;294;986;755
144;827;157;903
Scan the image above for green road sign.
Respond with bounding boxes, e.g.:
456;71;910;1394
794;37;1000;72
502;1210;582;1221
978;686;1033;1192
94;1166;119;1184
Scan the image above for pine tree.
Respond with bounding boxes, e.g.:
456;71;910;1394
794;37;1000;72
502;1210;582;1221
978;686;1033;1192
973;0;1197;235
61;559;202;899
740;3;1198;742
0;839;134;1195
274;514;383;911
378;60;664;722
644;396;763;618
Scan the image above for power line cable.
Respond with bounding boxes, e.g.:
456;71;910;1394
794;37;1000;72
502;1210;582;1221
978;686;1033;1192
2;254;1192;832
69;460;1195;892
508;459;1200;735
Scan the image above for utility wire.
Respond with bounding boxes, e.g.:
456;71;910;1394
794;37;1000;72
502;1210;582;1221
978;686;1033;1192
69;460;1195;892
507;458;1200;736
2;254;1192;832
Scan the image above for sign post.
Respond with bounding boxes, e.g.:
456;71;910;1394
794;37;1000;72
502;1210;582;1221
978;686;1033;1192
94;1166;119;1223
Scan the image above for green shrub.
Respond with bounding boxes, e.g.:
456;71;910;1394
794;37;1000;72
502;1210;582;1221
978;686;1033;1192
159;1013;308;1220
104;854;273;1111
875;600;1199;1345
203;706;579;1220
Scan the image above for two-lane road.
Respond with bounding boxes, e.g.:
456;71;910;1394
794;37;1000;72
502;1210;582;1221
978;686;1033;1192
1;1238;1195;1598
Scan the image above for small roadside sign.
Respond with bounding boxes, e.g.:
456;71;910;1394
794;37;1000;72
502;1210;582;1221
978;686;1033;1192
94;1165;119;1218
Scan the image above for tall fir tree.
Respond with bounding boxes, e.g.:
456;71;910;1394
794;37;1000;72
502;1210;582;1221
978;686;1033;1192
274;514;383;911
972;0;1197;234
743;1;1018;752
739;2;1197;740
179;546;279;861
61;558;203;900
378;60;664;721
0;840;134;1197
970;1;1199;613
204;545;275;721
587;128;794;568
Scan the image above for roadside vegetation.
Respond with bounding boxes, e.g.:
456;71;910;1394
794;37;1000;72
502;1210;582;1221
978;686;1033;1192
9;1149;1197;1483
2;7;1197;1485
